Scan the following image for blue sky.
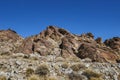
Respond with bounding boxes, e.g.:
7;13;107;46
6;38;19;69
0;0;120;40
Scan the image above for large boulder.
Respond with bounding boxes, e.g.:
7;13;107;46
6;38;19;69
76;42;119;63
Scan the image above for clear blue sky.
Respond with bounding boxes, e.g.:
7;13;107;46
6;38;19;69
0;0;120;40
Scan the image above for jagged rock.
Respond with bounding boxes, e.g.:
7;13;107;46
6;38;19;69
15;37;34;54
77;43;118;63
0;29;23;54
0;26;120;80
95;37;102;44
104;37;120;53
13;26;120;63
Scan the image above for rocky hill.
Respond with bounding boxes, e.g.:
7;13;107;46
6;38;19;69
0;26;120;80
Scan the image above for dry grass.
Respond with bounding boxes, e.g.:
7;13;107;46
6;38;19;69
90;77;103;80
82;69;102;79
48;76;57;80
30;56;39;60
61;62;69;69
70;63;86;71
27;75;40;80
35;63;49;76
0;76;6;80
27;75;49;80
55;57;65;62
68;72;86;80
67;57;81;62
26;68;34;77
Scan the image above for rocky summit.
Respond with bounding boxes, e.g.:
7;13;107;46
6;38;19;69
0;26;120;80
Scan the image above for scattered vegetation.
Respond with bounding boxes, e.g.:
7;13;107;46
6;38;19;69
68;72;86;80
26;68;34;77
82;69;102;79
67;57;81;62
0;52;10;56
39;76;48;80
70;63;86;71
55;57;65;62
35;63;49;76
61;62;69;69
0;75;6;80
27;75;40;80
30;56;38;60
90;77;103;80
48;76;57;80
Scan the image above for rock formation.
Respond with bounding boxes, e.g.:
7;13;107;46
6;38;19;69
0;26;120;80
0;29;23;54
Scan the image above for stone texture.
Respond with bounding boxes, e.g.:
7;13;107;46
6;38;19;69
0;26;120;80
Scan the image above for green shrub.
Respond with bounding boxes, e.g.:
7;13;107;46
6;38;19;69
35;63;49;76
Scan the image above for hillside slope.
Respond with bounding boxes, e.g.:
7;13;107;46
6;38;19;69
0;26;120;80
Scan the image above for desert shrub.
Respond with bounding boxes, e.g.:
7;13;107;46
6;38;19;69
55;57;65;62
90;77;103;80
53;65;61;76
48;76;57;80
35;63;49;76
23;54;30;59
39;76;47;80
27;75;39;80
54;65;59;70
70;63;86;71
68;72;87;80
68;57;81;62
31;57;39;60
61;62;69;69
0;76;6;80
82;69;102;79
26;68;34;77
0;52;10;56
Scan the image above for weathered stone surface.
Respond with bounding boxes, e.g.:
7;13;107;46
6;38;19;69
0;29;23;54
0;26;120;80
77;42;119;63
105;37;120;53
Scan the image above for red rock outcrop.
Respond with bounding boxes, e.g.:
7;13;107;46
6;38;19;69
104;37;120;53
0;29;23;54
0;26;120;63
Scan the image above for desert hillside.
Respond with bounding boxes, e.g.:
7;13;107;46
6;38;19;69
0;26;120;80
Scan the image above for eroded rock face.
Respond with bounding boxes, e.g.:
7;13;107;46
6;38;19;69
1;26;120;80
76;40;119;63
0;26;120;63
16;26;78;57
0;29;23;54
104;37;120;53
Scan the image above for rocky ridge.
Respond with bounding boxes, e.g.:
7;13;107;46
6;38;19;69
0;26;120;80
